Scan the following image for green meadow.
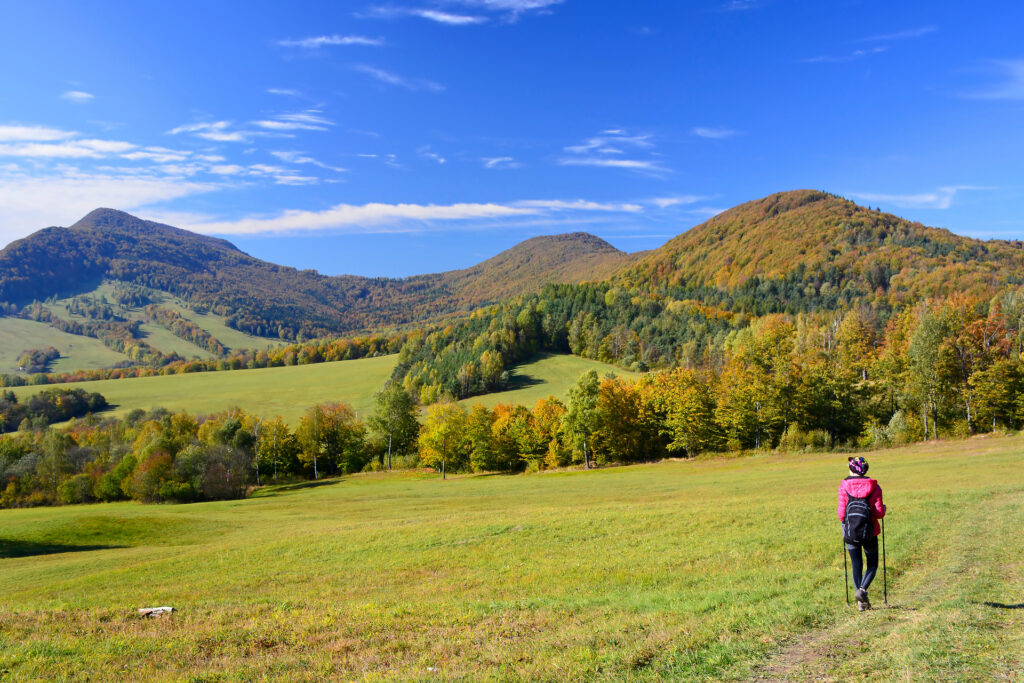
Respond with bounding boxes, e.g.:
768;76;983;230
0;317;129;374
459;353;642;410
10;354;633;425
1;435;1021;680
10;355;400;424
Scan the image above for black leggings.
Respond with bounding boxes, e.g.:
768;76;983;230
847;535;879;590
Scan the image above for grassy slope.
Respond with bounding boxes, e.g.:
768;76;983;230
0;282;281;376
460;353;642;409
1;436;1021;680
0;317;129;374
10;355;400;424
10;354;632;424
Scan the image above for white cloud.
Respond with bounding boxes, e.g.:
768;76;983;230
559;129;666;174
0;125;77;142
801;46;887;64
962;60;1024;101
185;201;537;235
354;65;444;92
482;156;520;169
271;150;347;173
414;9;487;24
418;146;446;164
175;193;648;236
691;126;737;139
268;88;302;97
0;169;217;244
516;199;643;212
168;121;250;142
859;26;937;42
61;90;95;103
649;195;705;209
121;146;191;163
0;138;136;159
278;34;384;48
558;157;665;172
848;186;988;210
253;111;334;132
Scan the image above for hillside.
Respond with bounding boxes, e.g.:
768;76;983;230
0;210;638;341
2;436;1021;679
622;190;1024;311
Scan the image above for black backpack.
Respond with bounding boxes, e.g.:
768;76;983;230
842;479;873;545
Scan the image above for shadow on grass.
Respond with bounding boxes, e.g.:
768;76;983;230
256;479;343;497
983;601;1024;609
0;538;126;559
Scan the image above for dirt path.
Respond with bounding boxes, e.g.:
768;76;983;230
750;490;1023;681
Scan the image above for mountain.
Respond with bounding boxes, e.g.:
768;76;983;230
0;209;639;339
621;190;1024;312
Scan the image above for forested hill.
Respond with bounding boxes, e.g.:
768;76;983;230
0;209;638;340
620;190;1024;314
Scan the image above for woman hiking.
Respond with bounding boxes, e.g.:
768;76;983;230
838;456;886;611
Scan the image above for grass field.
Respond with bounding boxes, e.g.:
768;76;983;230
0;282;281;376
10;355;400;424
0;317;129;374
1;436;1021;680
10;354;634;425
460;353;642;409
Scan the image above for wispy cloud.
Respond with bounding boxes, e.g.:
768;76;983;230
961;59;1024;101
418;146;446;164
482;156;520;169
414;9;488;24
185;201;536;235
253;111;334;131
168;121;251;142
61;90;94;103
271;150;347;173
801;46;887;64
849;186;988;210
558;158;665;172
0;167;218;243
278;34;384;48
363;0;561;24
0;139;136;159
515;199;643;212
691;126;737;139
721;0;761;11
649;195;706;209
560;130;667;174
267;88;303;97
180;193;644;236
354;64;444;91
0;125;77;142
858;26;937;42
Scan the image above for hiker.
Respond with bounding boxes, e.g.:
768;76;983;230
838;456;886;611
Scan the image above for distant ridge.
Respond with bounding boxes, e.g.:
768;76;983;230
620;189;1024;307
0;209;639;339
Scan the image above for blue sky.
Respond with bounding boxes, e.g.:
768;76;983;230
1;0;1022;276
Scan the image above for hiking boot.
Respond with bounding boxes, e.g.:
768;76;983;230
854;588;871;611
858;600;867;612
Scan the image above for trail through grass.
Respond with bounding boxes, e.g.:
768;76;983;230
1;434;1021;680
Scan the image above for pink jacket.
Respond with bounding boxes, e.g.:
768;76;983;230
837;476;886;536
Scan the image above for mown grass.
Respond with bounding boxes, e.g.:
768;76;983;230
10;354;634;425
1;435;1020;680
460;353;642;409
0;317;129;374
10;355;399;424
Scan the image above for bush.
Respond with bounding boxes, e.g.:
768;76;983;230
777;424;832;453
58;473;94;505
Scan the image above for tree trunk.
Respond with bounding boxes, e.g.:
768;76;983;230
583;438;590;469
442;458;446;480
387;432;393;471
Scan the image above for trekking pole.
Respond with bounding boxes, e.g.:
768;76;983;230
843;537;850;606
882;518;888;606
